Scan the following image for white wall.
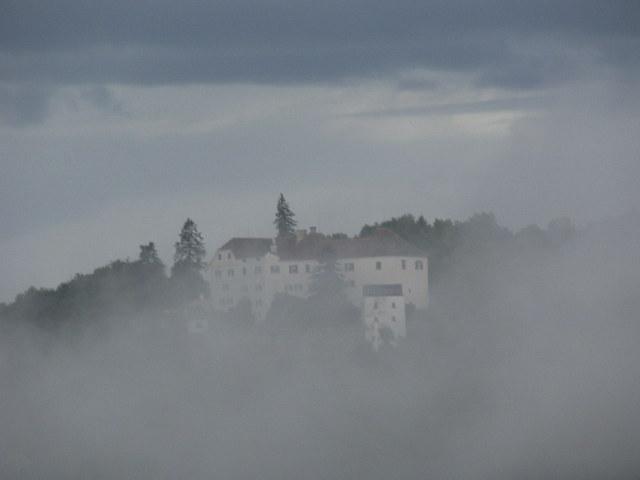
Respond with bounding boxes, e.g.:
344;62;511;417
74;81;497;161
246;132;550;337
341;256;428;309
363;294;406;349
209;248;428;322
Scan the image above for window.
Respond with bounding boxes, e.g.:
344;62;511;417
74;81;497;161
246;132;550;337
289;264;298;274
344;262;354;272
254;265;262;274
373;301;378;309
242;267;247;275
415;260;424;270
305;264;311;273
401;259;406;270
214;270;222;278
391;302;396;309
218;254;222;260
270;265;280;274
256;283;263;292
376;261;382;270
392;316;396;322
227;253;232;259
227;269;234;277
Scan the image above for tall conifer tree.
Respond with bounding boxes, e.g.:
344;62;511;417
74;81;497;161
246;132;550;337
170;218;208;303
274;193;297;237
172;218;206;276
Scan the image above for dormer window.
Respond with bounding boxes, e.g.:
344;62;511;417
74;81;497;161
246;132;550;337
270;265;280;274
415;260;424;270
289;264;298;274
344;262;354;272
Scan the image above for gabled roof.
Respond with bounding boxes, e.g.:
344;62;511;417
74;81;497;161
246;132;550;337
218;238;272;259
278;228;426;260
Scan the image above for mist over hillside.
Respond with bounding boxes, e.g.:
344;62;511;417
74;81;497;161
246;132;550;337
1;211;639;479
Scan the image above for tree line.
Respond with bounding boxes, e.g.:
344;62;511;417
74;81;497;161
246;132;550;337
0;218;208;331
0;193;580;331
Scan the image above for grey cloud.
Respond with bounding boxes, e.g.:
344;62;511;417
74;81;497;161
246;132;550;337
0;85;52;126
395;77;440;91
348;95;549;118
1;0;638;88
80;86;126;115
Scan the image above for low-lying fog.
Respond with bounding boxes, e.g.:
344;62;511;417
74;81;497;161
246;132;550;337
2;214;640;479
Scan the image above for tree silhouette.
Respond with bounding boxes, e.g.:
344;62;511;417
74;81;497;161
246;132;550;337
171;219;208;303
172;219;205;277
274;193;297;237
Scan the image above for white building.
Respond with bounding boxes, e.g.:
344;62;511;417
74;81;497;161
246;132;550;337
207;228;428;324
363;284;406;350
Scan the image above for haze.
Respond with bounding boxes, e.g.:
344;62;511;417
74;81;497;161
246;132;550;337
2;1;640;479
2;0;639;300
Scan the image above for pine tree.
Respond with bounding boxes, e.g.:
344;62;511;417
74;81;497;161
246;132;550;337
171;218;206;276
170;219;208;303
139;242;163;266
274;193;297;237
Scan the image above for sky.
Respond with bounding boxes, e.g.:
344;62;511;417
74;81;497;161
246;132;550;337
1;0;639;302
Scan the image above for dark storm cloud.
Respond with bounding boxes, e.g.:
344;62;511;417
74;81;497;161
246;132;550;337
1;0;638;87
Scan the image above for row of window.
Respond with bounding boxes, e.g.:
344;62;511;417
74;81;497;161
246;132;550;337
373;301;397;309
214;259;424;278
400;259;424;270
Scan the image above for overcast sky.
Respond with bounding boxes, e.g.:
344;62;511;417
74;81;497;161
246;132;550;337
1;0;639;301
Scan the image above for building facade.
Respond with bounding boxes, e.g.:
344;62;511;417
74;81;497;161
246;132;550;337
363;284;406;350
207;228;428;324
